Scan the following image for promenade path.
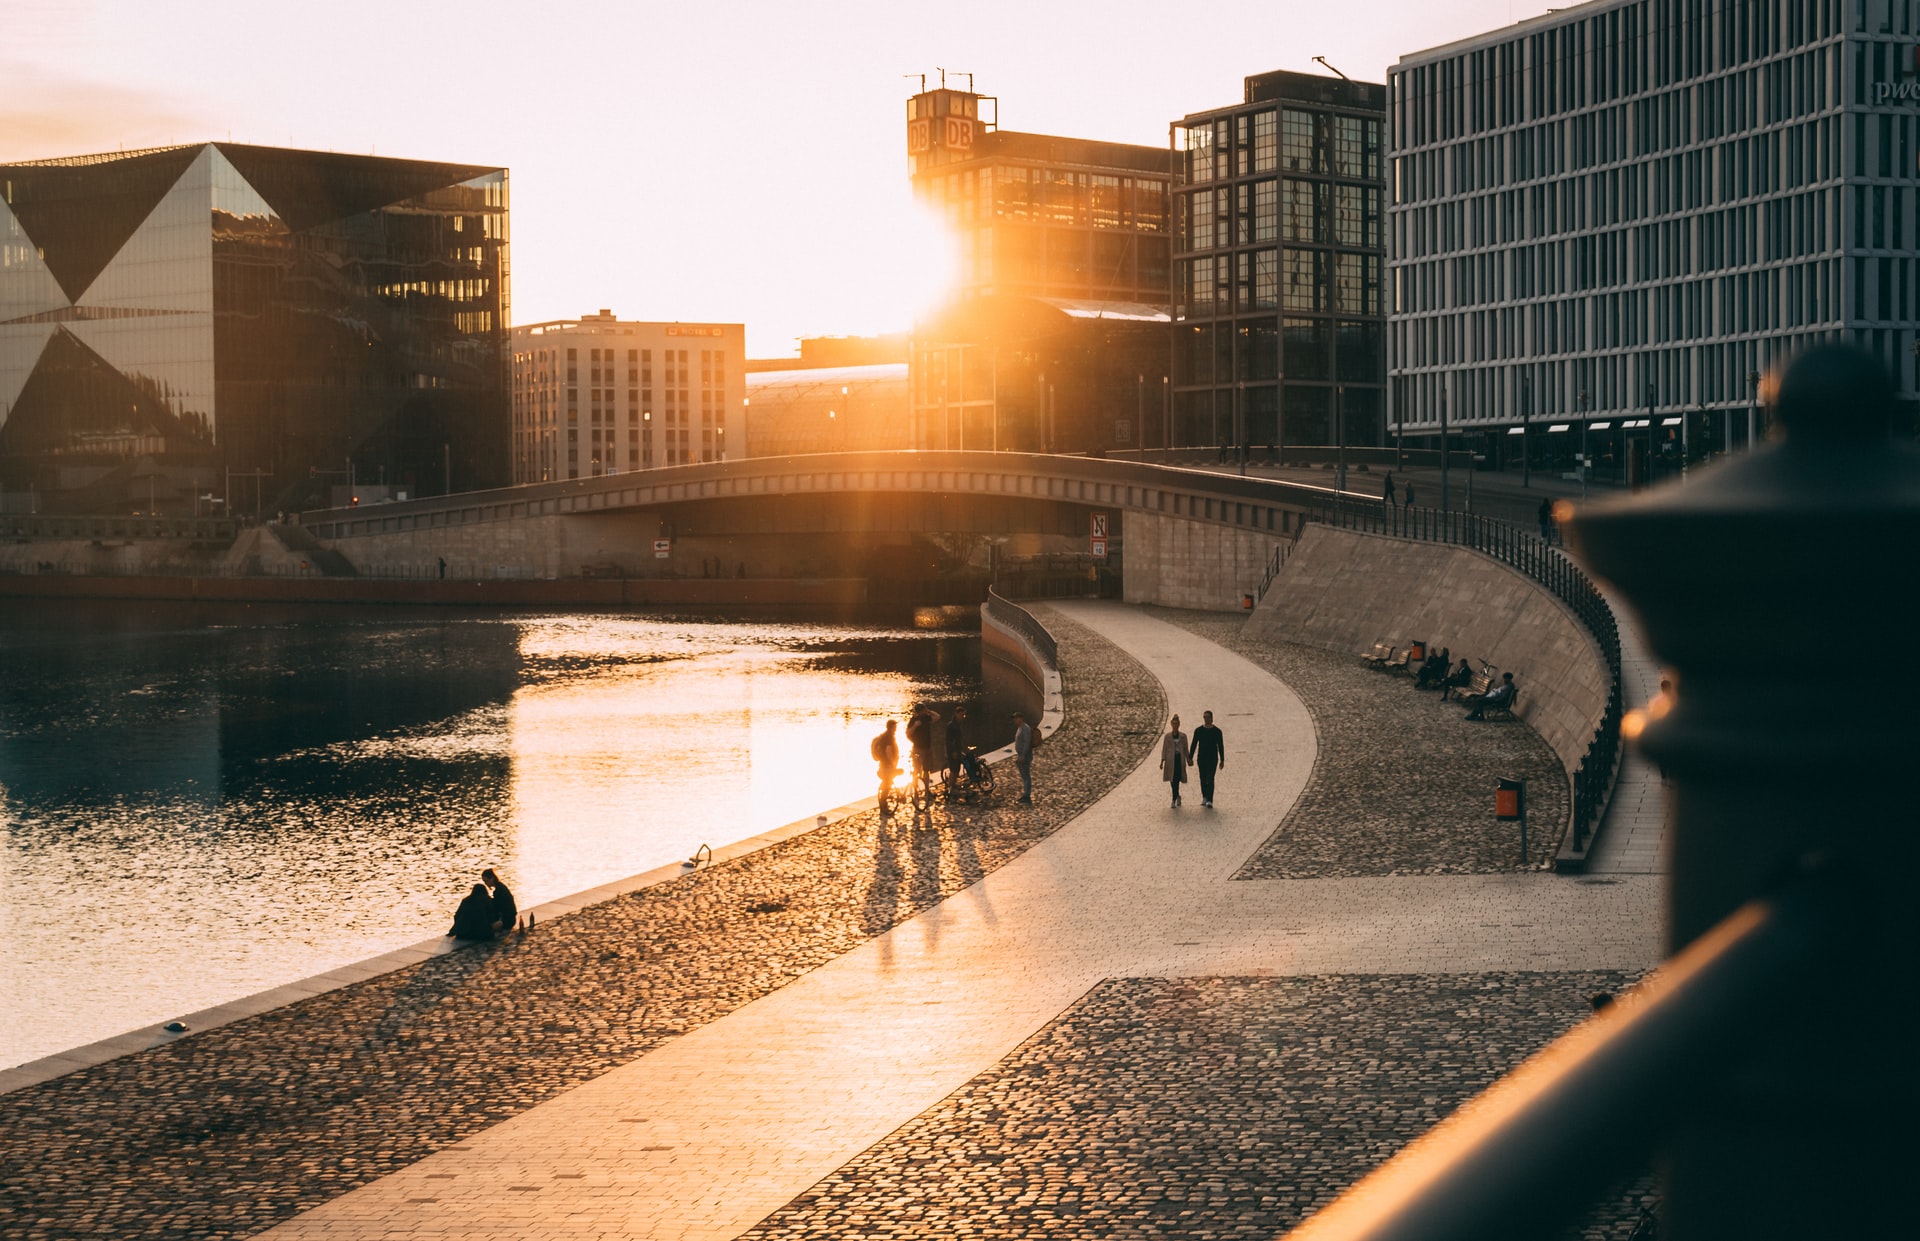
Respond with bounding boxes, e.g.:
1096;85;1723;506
262;602;1660;1241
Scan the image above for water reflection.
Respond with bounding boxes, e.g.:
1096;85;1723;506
0;602;990;1070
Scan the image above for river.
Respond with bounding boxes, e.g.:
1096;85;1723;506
0;601;1003;1070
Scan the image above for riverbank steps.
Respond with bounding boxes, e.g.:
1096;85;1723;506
0;605;1165;1241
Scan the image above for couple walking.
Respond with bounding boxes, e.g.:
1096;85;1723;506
1160;711;1225;808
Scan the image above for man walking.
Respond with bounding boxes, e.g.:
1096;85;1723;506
943;705;968;793
1192;710;1226;808
1012;711;1034;804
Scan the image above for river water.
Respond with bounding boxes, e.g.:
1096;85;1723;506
0;602;1000;1070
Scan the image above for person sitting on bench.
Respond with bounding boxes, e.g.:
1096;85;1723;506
1465;671;1517;720
1440;657;1474;697
1414;646;1451;689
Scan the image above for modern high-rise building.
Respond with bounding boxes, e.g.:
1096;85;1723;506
906;82;1174;453
509;313;743;482
1388;0;1918;484
1172;70;1389;452
0;143;508;514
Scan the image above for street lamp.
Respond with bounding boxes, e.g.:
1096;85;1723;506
1335;383;1347;491
1577;389;1591;500
1746;370;1761;450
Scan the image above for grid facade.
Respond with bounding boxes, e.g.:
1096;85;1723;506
1389;0;1920;463
510;314;743;483
1173;71;1389;450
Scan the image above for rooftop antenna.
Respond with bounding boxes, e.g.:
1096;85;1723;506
1313;56;1350;81
905;72;926;92
937;66;946;88
962;71;974;92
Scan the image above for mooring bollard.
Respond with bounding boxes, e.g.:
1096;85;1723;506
1565;345;1920;1240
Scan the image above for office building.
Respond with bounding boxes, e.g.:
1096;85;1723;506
510;313;744;481
906;81;1174;452
0;143;508;514
1172;70;1389;452
1388;0;1916;483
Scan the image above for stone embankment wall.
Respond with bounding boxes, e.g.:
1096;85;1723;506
1246;524;1611;777
1122;510;1289;612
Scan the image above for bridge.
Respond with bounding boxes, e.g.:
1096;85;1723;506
297;451;1380;610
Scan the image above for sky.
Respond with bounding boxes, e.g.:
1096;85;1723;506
2;0;1563;358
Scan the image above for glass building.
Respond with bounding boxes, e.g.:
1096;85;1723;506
1388;0;1920;485
1172;70;1389;452
0;144;508;515
906;84;1175;452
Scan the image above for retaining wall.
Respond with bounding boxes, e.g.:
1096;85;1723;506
1121;510;1289;612
1246;524;1611;778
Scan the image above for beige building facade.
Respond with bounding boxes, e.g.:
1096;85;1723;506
510;312;744;483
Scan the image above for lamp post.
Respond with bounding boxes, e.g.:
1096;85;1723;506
1747;369;1762;450
1577;389;1592;500
1335;382;1347;491
1521;372;1532;488
1162;375;1170;463
1236;381;1247;476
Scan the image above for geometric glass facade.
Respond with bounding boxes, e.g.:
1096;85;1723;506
1389;0;1919;479
1173;70;1389;452
0;144;507;514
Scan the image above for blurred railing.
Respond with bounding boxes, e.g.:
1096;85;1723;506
0;514;240;541
1299;497;1625;862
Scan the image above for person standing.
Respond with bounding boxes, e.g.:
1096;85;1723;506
482;867;516;932
1160;715;1192;808
1191;711;1226;809
943;705;968;792
1382;471;1397;507
905;707;934;810
872;719;901;817
1403;481;1416;508
1012;711;1034;805
1537;496;1556;544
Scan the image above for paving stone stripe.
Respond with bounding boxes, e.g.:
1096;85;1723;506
0;607;1165;1241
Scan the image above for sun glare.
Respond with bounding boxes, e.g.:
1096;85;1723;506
895;197;961;325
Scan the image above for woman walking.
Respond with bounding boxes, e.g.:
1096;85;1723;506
1160;714;1192;808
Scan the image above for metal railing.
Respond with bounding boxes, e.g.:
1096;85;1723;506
982;585;1059;672
0;514;241;541
1286;869;1847;1241
1298;497;1626;860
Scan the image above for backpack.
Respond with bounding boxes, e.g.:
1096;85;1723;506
870;733;887;761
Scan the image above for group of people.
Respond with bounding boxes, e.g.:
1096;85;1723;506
1411;646;1519;720
1381;472;1416;509
448;868;517;941
872;706;1033;817
1157;711;1226;808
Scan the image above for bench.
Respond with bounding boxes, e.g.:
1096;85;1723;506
1361;642;1395;668
1383;646;1414;674
1443;669;1492;703
1483;689;1519;722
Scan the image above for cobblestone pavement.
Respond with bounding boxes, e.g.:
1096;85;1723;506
745;972;1654;1241
1150;609;1570;878
0;608;1164;1241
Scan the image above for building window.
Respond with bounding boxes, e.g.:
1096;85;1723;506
1283;179;1321;243
1333;116;1366;178
1253;249;1278;308
1283;250;1320;311
1253;110;1277;173
1282;109;1317;172
1253;179;1278;243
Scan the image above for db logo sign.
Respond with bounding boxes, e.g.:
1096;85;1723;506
944;118;974;150
907;119;932;153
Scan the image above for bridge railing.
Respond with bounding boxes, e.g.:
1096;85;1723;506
1298;497;1625;864
982;586;1058;672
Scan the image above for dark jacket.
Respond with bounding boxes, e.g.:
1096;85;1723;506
1192;724;1225;768
450;886;496;940
490;880;517;930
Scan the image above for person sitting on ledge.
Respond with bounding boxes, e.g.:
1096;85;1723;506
1414;646;1451;689
483;867;516;933
449;883;497;941
1465;671;1517;720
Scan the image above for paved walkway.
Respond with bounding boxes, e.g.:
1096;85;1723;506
261;603;1660;1241
1586;590;1667;875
